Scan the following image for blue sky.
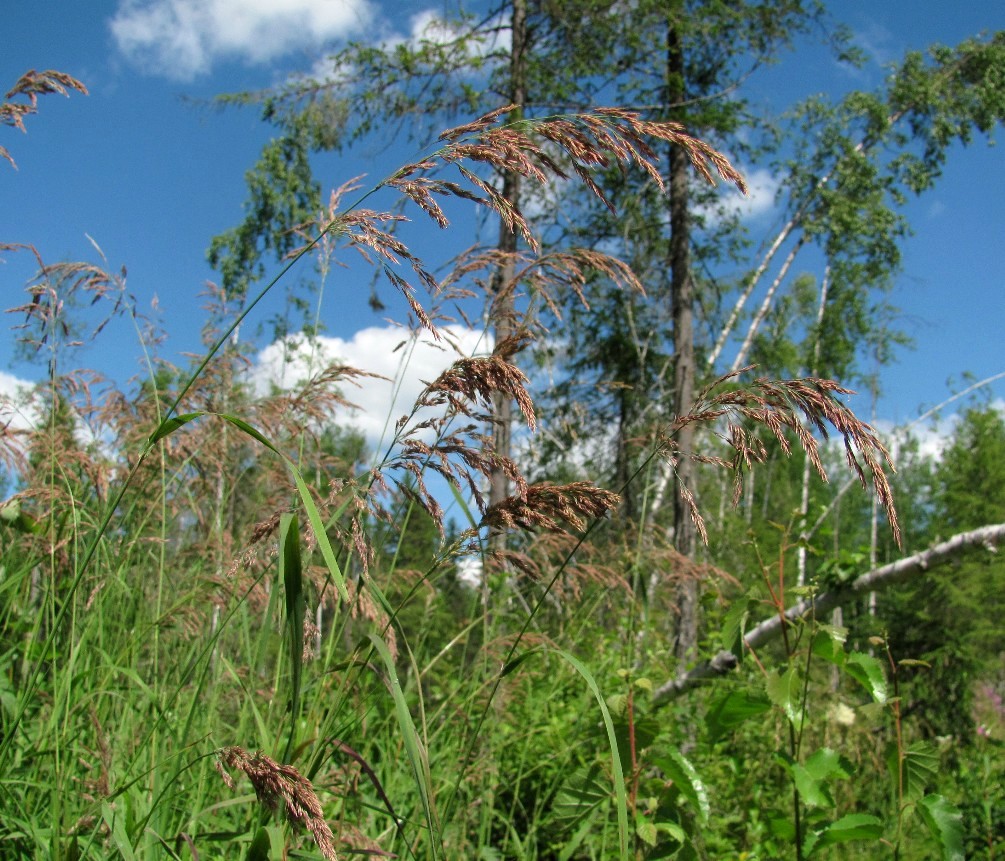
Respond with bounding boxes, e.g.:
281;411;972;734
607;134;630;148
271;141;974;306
2;0;1003;456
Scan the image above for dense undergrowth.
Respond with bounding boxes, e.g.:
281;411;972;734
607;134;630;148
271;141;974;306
2;70;1003;861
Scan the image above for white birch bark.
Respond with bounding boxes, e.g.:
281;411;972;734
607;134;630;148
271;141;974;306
652;522;1005;705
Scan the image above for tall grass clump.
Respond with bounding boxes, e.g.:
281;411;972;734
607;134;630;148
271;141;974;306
1;74;928;860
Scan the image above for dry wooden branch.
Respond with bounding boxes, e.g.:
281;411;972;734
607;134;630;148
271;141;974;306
652;522;1005;706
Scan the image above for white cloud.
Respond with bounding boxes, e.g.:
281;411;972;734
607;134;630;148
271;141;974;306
0;371;40;433
408;9;458;46
405;8;508;54
697;166;778;225
876;398;1005;464
732;168;779;220
110;0;376;80
250;323;493;449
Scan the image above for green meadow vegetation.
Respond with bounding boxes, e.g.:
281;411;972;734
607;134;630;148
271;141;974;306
2;6;1005;859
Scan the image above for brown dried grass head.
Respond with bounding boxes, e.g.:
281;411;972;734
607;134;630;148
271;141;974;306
216;745;338;861
2;69;88;169
665;370;901;547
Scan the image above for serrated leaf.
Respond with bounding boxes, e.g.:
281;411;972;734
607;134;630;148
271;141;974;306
792;748;853;809
766;667;804;724
636;813;658;847
720;595;758;657
606;693;628;717
810;813;884;850
655;820;686;844
904;741;940;800
845;652;887;703
705;689;771;740
654;749;710;824
887;740;939;802
811;628;846;666
804;748;853;781
917;794;964;861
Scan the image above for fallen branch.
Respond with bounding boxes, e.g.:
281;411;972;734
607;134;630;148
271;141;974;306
652;522;1005;706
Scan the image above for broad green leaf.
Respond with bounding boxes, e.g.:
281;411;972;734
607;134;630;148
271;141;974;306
804;748;853;781
653;749;710;824
655;820;686;844
101;801;137;861
792;748;853;808
720;595;758;658
606;692;629;717
904;742;940;800
845;652;887;703
554;764;609;828
246;826;273;861
917;794;964;861
706;689;771;740
608;715;659;762
808;813;883;853
768;815;796;842
766;667;805;724
0;499;42;534
636;812;658;847
811;627;846;666
887;740;939;801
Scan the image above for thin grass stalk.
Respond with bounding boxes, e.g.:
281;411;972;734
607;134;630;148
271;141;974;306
443;444;662;826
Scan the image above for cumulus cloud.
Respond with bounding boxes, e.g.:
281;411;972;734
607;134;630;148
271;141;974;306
110;0;376;80
0;371;39;433
403;7;508;54
250;323;493;449
697;166;779;225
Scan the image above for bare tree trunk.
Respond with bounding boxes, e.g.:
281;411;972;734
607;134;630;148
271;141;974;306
708;108;911;371
653;523;1005;705
666;14;699;667
488;0;526;528
731;236;806;373
797;267;829;587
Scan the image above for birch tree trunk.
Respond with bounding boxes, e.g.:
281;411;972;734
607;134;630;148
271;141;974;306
488;0;526;523
667;13;699;666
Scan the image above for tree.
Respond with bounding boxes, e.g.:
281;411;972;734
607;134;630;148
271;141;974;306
208;1;659;543
880;407;1005;736
209;2;1005;683
539;20;1005;662
534;0;838;662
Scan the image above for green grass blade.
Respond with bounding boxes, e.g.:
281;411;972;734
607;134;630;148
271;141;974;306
280;512;305;763
214;412;351;605
367;632;441;859
551;649;630;861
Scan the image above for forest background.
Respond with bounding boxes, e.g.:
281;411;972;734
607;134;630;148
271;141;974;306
2;1;1004;859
